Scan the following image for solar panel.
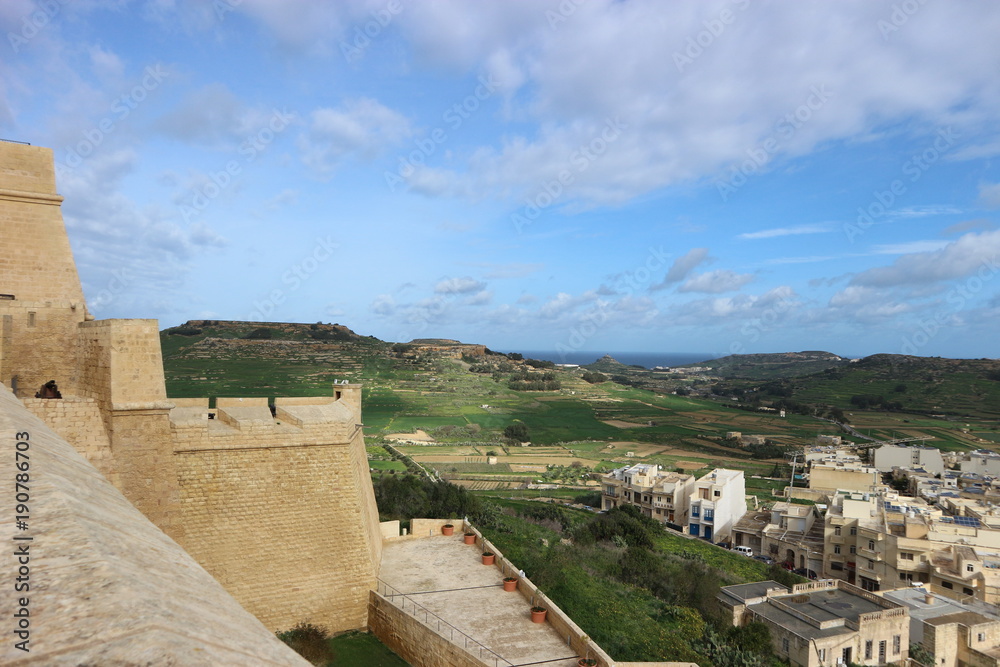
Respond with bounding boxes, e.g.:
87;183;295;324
954;516;981;528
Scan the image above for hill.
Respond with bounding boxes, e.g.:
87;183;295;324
677;350;848;380
777;353;1000;419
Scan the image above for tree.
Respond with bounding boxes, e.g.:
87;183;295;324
504;421;530;442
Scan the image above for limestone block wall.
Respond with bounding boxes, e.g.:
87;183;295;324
368;592;487;667
77;319;169;411
169;391;382;634
0;143;89;398
22;395;118;487
0;382;309;666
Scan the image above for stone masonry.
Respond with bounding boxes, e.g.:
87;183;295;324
0;140;383;638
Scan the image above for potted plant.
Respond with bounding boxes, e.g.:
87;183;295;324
463;531;476;545
502;576;518;592
577;659;597;667
530;606;547;623
442;523;454;536
482;551;495;565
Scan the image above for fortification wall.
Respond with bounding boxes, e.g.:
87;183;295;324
169;389;381;633
22;395;118;487
0;382;309;666
0;143;88;398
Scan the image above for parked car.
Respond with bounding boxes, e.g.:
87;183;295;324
715;541;732;550
793;567;818;580
781;562;795;571
753;554;774;565
733;545;753;557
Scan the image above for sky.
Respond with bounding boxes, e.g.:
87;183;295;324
2;0;1000;361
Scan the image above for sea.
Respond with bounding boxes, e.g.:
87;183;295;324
506;350;718;369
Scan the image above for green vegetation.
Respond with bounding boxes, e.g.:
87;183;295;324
276;624;407;666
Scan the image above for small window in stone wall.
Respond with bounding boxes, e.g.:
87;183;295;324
27;311;35;327
782;638;789;653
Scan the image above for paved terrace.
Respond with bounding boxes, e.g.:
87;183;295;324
379;534;583;667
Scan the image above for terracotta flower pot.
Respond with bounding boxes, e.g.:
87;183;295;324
442;524;454;536
578;660;597;667
482;552;495;565
530;607;547;623
463;532;476;545
503;577;518;592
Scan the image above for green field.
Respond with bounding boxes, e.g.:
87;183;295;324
162;322;995;500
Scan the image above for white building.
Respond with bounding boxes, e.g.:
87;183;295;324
688;468;747;543
873;444;945;476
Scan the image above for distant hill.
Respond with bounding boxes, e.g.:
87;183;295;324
780;353;1000;419
582;354;637;373
677;350;848;380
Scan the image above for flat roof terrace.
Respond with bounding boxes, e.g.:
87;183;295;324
379;535;582;667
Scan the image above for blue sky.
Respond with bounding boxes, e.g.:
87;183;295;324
3;0;1000;360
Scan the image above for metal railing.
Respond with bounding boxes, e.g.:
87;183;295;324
376;578;512;667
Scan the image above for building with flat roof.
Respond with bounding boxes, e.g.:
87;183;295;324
601;463;695;526
874;445;945;476
718;579;909;667
884;586;1000;667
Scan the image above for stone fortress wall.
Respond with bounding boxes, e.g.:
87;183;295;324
0;141;382;649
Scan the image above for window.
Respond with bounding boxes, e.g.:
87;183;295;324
691;506;700;517
900;572;914;582
964;587;974;596
942;581;954;590
967;564;975;573
831;562;844;571
879;640;886;663
894;635;901;654
835;526;842;536
27;311;35;328
900;552;914;561
850;527;857;536
865;640;873;660
850;545;857;554
819;648;826;662
868;540;875;550
834;545;842;554
704;510;714;521
782;638;789;653
714;490;720;497
978;633;986;642
867;559;874;569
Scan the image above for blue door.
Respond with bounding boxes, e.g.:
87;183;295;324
704;526;713;541
689;524;700;537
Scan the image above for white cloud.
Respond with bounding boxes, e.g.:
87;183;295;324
652;247;709;290
872;240;949;255
679;269;753;294
370;294;396;315
435;276;486;294
852;230;1000;288
298;98;411;177
738;223;833;240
